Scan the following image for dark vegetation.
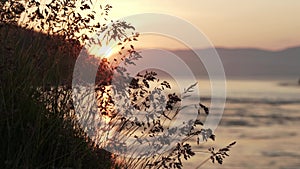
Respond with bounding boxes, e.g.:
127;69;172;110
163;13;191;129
0;0;116;168
0;0;235;168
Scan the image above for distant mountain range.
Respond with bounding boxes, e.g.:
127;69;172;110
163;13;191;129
170;46;300;80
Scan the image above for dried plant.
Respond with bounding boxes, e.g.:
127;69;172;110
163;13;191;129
0;0;235;168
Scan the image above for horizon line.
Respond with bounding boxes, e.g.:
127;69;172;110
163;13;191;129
135;45;300;53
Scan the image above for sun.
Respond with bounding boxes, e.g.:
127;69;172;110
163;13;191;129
88;44;117;59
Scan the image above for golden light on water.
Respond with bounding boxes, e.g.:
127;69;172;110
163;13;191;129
101;92;112;124
96;87;115;124
102;114;111;124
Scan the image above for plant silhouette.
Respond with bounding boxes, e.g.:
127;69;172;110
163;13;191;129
0;0;235;168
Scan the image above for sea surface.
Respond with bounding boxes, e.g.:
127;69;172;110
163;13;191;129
72;77;300;168
180;78;300;169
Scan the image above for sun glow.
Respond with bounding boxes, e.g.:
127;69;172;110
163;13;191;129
88;44;117;59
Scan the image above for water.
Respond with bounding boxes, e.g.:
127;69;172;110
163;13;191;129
72;77;300;168
180;79;300;169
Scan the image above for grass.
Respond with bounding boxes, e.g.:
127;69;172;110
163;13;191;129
0;16;235;169
0;24;116;169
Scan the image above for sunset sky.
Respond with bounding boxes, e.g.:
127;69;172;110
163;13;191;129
107;0;300;51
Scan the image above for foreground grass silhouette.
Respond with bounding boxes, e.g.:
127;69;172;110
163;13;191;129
0;1;235;168
0;24;117;169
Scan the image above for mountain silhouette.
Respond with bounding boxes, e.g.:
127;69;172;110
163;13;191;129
171;46;300;80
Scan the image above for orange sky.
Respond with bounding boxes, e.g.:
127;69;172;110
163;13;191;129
106;0;300;51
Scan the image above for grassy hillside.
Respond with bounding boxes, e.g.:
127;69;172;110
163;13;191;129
0;24;116;169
